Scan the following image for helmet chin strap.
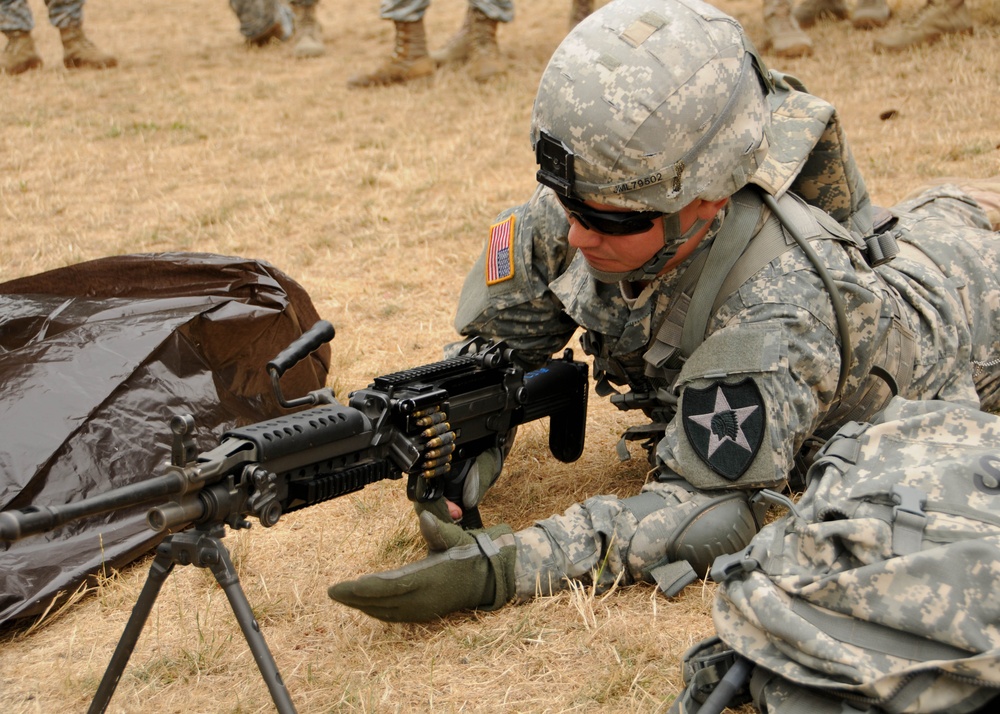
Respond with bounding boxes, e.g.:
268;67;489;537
585;213;710;284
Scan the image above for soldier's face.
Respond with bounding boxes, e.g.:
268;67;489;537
566;198;710;275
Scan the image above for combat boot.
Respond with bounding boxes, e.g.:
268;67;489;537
60;26;117;69
874;0;972;51
466;8;503;83
431;7;473;67
851;0;891;29
347;20;434;87
292;3;324;57
764;0;813;57
1;30;43;75
569;0;594;28
793;0;849;28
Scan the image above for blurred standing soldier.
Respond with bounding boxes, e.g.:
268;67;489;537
791;0;974;51
762;0;814;56
874;0;974;51
793;0;892;32
0;0;116;75
230;0;325;58
328;0;1000;622
347;0;512;87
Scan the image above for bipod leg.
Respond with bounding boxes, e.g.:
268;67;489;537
202;530;298;714
88;526;297;714
87;539;177;714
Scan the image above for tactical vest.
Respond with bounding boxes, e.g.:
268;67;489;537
588;186;916;464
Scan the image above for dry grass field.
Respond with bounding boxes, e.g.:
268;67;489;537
1;0;999;711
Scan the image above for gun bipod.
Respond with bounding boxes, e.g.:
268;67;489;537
88;524;296;714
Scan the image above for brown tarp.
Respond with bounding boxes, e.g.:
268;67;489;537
0;253;330;626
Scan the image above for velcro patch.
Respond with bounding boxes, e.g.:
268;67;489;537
486;215;515;286
682;378;765;481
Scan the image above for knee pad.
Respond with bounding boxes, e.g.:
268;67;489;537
623;485;762;589
668;493;761;577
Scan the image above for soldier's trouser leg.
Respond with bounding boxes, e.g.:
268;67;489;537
512;480;762;601
892;183;1000;412
468;0;513;24
229;0;293;42
0;0;35;32
380;0;431;22
42;0;83;28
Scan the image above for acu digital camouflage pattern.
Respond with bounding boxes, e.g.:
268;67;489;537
455;0;1000;604
0;0;85;31
495;182;1000;601
529;0;772;214
711;397;1000;712
377;0;512;24
228;0;318;41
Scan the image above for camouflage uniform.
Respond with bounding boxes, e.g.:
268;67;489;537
228;0;319;42
325;0;1000;627
0;0;84;31
378;0;512;24
456;83;1000;601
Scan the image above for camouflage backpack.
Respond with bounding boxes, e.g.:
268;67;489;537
672;397;1000;714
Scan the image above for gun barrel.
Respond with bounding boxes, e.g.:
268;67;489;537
0;470;187;542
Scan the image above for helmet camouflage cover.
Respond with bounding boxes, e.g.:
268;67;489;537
531;0;773;214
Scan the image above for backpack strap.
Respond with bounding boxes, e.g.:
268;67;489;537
643;188;772;375
789;599;975;661
680;190;765;359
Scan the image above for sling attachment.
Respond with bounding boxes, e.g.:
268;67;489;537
864;208;900;267
709;543;759;583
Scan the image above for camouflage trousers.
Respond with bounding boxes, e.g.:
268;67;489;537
229;0;318;41
0;0;83;32
379;0;513;24
892;182;1000;409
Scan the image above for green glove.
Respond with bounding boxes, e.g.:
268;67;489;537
328;511;517;622
413;447;505;525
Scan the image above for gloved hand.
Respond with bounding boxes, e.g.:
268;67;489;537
328;511;517;622
413;446;506;527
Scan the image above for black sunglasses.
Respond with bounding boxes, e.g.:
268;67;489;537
555;193;662;236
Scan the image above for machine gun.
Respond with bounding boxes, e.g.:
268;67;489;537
0;321;589;713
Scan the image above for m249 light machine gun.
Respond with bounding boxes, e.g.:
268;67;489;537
0;321;589;713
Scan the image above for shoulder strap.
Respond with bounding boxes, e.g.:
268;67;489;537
680;190;764;360
643;189;794;374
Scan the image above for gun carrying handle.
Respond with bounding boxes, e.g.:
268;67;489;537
266;320;337;409
266;320;335;378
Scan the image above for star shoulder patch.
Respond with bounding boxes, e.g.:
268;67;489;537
681;378;765;481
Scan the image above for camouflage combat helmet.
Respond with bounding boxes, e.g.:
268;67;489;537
530;0;774;281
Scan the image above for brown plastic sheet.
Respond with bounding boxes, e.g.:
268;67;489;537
0;253;329;626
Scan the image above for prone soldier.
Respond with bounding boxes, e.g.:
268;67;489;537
328;0;1000;622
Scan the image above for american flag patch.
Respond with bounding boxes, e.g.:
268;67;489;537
486;215;515;285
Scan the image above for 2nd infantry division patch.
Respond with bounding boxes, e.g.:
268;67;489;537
486;215;515;286
682;378;765;480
